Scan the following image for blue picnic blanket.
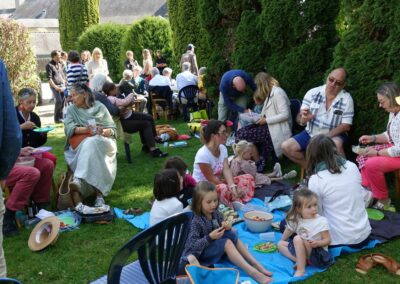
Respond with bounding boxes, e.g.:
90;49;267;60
114;208;150;230
114;200;380;284
216;198;380;284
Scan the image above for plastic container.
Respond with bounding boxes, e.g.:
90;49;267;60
169;141;188;148
243;211;273;233
160;133;170;142
163;142;169;148
259;232;275;242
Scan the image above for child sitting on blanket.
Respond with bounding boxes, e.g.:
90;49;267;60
179;181;273;284
150;169;186;226
230;140;297;187
278;189;333;277
164;156;196;207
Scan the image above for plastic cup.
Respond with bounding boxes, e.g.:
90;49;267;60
259;232;275;242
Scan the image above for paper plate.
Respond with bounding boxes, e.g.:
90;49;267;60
33;126;55;133
31;146;52;155
366;208;385;220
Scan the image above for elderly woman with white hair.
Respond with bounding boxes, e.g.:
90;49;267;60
87;47;109;79
64;84;117;206
119;69;147;113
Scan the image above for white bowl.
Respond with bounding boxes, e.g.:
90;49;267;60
244;210;273;233
15;156;35;167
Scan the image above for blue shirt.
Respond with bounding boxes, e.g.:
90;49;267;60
219;70;256;113
0;59;22;180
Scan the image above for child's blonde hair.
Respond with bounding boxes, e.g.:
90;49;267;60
285;188;318;230
192;181;217;216
232;140;253;159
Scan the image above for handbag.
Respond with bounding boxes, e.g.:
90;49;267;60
57;171;82;210
68;133;91;149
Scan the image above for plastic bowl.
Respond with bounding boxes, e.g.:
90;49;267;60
244;210;273;233
15;156;35;167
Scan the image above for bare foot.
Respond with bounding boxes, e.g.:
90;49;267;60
187;254;200;265
254;262;273;276
250;270;273;284
294;270;305;277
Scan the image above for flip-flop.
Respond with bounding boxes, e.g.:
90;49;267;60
371;253;400;275
355;254;376;274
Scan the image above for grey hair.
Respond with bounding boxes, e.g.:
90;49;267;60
376;82;400;108
70;83;95;108
89;73;112;92
123;69;133;79
182;62;191;71
198;67;207;75
163;67;172;76
18;87;36;101
150;67;160;77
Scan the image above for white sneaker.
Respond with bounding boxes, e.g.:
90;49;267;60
283;170;297;179
94;197;105;207
273;163;282;178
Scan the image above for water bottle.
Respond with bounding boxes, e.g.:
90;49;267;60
163;142;169;148
169;141;187;148
160;133;170;142
27;200;38;218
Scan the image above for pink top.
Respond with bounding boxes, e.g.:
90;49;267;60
229;159;270;187
107;93;135;119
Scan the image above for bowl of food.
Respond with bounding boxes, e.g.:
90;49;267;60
244;210;273;233
15;156;35;167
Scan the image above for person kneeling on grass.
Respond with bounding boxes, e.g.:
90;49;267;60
179;181;272;284
278;189;333;277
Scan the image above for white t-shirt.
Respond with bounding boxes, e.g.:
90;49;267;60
150;197;183;226
308;161;371;245
192;145;228;182
287;215;330;250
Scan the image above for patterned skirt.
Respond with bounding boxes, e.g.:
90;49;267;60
216;174;255;207
236;124;274;170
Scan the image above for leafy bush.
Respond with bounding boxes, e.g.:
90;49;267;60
121;16;173;75
331;0;400;141
78;23;127;82
0;19;40;98
59;0;99;51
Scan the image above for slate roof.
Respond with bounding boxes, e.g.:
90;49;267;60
11;0;167;22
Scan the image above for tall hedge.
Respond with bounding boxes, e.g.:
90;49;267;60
78;23;127;82
193;1;339;102
259;0;339;98
331;0;400;141
59;0;99;51
121;17;173;74
0;19;40;98
167;0;209;73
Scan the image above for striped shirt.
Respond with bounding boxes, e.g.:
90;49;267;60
66;63;88;90
302;85;354;137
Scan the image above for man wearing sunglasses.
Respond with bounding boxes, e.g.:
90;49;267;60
282;68;353;168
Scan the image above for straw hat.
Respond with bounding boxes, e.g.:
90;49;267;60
28;216;60;252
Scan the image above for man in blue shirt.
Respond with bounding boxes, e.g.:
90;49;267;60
0;59;22;276
218;70;256;124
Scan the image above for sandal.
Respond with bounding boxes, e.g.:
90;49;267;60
355;254;376;274
371;253;400;275
123;208;143;215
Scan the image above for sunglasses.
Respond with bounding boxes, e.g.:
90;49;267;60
328;76;345;87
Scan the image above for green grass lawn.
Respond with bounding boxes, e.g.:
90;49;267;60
4;120;400;284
